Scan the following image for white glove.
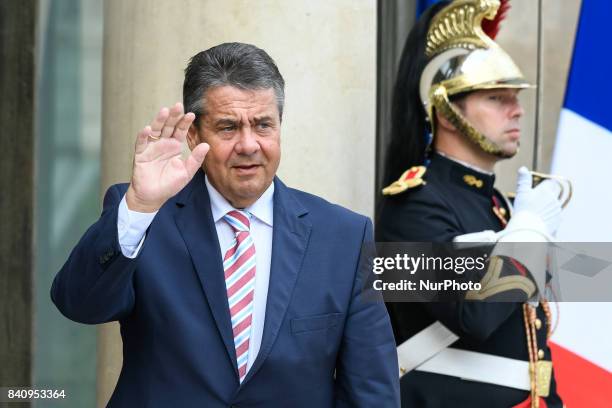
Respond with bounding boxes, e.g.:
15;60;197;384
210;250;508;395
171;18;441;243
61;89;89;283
493;167;563;297
511;166;562;237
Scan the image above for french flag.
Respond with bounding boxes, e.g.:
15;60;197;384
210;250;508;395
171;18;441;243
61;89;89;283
550;1;612;406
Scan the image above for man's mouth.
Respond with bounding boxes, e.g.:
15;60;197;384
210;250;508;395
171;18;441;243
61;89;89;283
233;164;261;170
506;129;521;139
232;164;262;175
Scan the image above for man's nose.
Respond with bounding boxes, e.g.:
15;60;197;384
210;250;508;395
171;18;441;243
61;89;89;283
235;126;260;155
510;99;524;119
510;93;525;118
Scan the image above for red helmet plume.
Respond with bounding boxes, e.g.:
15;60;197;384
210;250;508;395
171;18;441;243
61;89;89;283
482;0;511;39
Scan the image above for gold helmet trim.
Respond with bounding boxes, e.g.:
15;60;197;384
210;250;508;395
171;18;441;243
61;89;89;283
425;0;500;57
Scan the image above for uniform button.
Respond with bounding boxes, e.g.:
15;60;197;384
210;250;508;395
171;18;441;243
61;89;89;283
535;318;542;330
538;349;545;359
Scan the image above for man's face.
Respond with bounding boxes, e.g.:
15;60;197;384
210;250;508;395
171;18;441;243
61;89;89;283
459;88;525;157
187;86;281;208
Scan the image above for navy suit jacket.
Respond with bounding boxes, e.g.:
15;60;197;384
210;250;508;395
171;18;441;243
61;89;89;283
52;170;399;407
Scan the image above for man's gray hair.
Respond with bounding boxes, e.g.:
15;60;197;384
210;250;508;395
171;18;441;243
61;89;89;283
183;42;285;124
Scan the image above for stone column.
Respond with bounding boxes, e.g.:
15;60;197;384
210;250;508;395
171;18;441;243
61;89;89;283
0;0;37;399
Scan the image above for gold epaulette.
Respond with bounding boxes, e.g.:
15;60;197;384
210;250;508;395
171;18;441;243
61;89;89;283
382;166;427;196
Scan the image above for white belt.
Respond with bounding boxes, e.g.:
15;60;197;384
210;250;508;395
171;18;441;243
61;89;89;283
397;322;531;391
397;321;458;374
415;348;531;391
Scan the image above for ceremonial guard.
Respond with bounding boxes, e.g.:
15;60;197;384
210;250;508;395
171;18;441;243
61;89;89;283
377;1;566;407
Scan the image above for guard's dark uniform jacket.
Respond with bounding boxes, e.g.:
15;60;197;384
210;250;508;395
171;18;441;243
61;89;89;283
377;152;563;408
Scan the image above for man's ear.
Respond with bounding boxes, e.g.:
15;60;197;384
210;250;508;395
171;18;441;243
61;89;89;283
435;109;457;133
186;123;199;150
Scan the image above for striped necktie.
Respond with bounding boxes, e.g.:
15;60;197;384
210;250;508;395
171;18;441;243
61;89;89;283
223;210;257;382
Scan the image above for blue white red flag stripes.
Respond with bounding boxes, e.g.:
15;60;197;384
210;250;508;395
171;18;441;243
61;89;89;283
550;2;612;406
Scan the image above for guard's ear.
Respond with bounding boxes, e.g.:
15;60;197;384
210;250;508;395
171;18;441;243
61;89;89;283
435;108;457;133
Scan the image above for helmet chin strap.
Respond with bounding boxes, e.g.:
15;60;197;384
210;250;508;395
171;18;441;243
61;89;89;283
477;134;519;159
430;85;518;159
496;146;519;159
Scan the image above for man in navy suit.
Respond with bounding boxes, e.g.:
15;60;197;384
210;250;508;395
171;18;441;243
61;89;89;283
51;42;399;407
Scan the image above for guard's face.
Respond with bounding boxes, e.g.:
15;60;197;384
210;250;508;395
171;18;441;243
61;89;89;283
188;86;281;208
461;88;524;157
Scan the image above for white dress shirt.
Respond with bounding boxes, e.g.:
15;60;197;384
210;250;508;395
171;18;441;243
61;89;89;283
117;177;274;375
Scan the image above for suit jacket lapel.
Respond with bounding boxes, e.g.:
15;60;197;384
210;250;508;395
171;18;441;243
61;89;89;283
174;170;238;375
243;177;311;383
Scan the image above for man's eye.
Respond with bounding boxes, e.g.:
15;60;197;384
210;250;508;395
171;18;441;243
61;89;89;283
257;123;270;129
221;126;235;132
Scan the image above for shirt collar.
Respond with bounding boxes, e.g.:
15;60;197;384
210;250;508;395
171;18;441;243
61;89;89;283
205;175;274;227
435;150;494;176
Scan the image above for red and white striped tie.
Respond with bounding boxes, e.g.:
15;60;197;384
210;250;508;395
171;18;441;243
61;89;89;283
223;210;256;382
